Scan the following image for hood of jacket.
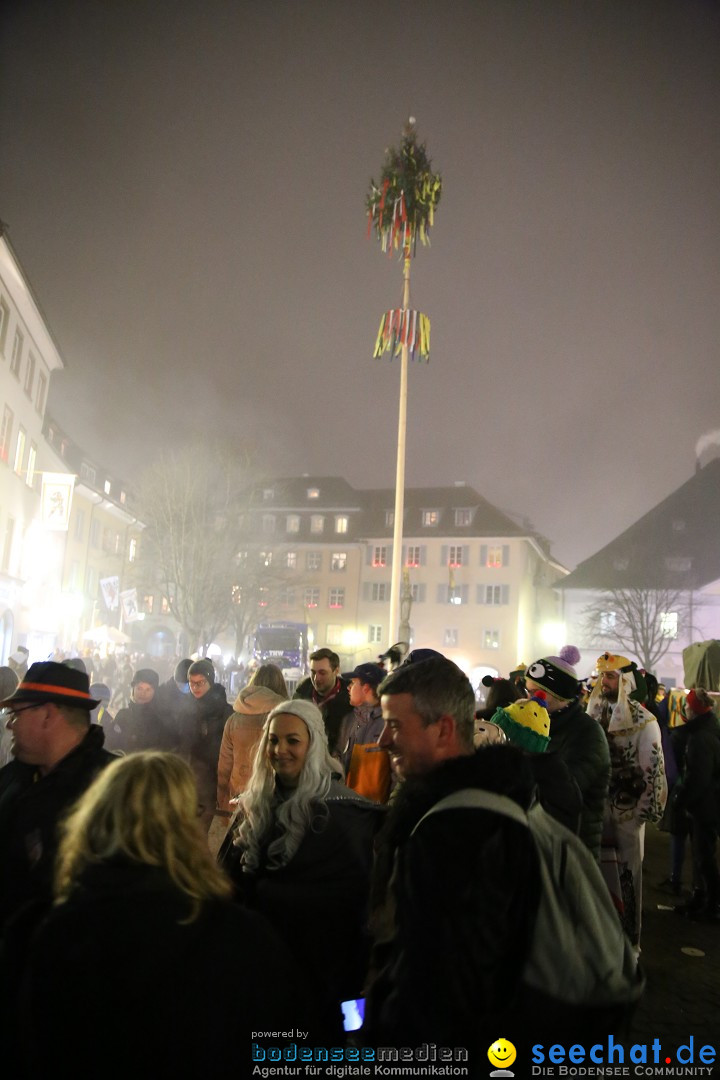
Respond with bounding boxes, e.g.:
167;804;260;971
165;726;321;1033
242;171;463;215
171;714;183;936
233;684;287;716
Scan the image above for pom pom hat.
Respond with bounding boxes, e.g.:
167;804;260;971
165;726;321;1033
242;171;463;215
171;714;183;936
525;646;581;702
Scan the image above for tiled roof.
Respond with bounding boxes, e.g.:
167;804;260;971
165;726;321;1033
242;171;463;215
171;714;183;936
561;457;720;590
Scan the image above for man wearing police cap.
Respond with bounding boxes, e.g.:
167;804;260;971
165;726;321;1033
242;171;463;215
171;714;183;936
0;661;116;933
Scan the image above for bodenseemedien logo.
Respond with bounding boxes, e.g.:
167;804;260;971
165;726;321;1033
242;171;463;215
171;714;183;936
488;1038;516;1077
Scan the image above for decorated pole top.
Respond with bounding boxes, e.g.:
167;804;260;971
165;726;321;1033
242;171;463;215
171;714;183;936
366;118;442;258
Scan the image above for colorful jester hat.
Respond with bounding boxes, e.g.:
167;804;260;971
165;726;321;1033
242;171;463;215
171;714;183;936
492;694;552;753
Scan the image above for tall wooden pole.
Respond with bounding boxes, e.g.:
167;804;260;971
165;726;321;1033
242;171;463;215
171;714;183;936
389;254;411;642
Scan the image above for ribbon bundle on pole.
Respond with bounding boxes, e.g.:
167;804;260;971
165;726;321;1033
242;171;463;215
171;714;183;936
373;308;431;362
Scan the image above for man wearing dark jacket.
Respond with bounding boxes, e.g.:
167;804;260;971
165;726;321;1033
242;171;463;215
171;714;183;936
293;647;351;754
0;662;116;934
364;657;541;1062
673;688;720;921
184;659;233;830
525;648;610;861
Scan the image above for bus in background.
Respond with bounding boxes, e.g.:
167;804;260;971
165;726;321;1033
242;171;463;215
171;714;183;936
251;621;309;694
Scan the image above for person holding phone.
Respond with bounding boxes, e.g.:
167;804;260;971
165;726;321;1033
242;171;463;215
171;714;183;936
221;699;384;1040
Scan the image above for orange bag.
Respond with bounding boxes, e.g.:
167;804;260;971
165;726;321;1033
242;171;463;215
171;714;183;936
346;743;391;804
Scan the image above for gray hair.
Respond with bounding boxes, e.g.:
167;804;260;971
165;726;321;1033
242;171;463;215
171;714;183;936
379;657;476;750
233;699;339;871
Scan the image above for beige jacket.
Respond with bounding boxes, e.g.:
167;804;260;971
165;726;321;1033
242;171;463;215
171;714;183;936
216;685;286;812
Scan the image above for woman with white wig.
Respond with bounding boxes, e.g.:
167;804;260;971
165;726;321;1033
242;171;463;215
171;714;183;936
222;698;384;1039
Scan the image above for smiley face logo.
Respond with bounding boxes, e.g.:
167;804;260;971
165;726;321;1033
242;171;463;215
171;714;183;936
488;1038;517;1072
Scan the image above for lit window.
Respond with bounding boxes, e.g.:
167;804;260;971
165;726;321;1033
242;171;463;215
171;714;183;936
335;515;349;534
486;546;503;568
306;552;322;571
443;629;458;647
285;551;297;569
368;625;383;644
26;442;37;488
448;545;463;567
406;545;421;567
483;629;500;649
286;514;300;533
455;508;472;526
307;487;319;499
13;428;26;474
331;552;347;571
104;479;112;495
24;352;35;398
259;551;273;567
35;372;47;415
304;587;320;608
328;587;345;609
161;597;170;614
128;537;137;562
0;406;13;463
143;595;154;614
0;298;9;355
310;515;324;534
119;490;126;505
422;509;439;527
10;329;23;377
660;612;678;639
373;545;387;568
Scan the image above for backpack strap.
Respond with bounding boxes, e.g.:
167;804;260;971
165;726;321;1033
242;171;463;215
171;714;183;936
411;787;529;835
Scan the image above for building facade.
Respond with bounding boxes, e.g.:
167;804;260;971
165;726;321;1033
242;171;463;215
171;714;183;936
240;477;567;685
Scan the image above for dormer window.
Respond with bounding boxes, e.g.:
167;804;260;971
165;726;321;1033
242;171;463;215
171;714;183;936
307;487;320;499
422;509;439;527
263;487;274;501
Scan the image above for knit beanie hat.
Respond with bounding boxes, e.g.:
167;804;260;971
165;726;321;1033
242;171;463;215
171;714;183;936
188;658;215;684
525;646;581;702
492;695;551;753
686;688;714;716
132;668;159;690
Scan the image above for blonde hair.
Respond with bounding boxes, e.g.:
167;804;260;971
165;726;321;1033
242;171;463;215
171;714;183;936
55;752;232;921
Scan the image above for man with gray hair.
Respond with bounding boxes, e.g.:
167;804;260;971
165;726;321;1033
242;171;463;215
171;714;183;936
364;656;541;1060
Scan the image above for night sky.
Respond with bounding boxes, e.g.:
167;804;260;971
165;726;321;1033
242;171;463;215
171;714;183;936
2;0;719;569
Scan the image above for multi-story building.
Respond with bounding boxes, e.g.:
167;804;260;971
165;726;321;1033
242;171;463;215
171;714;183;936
560;445;720;689
241;476;567;684
0;229;64;660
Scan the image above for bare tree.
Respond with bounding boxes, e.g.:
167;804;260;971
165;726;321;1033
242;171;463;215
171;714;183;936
581;587;697;671
134;445;255;655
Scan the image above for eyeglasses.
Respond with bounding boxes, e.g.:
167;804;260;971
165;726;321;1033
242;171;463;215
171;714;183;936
6;704;42;720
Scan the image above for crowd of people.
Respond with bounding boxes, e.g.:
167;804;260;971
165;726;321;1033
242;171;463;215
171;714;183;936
0;641;717;1075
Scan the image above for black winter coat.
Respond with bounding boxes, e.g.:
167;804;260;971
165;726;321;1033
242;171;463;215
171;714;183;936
672;711;720;824
222;780;384;1036
0;725;115;933
6;861;300;1079
365;745;540;1056
544;698;610;860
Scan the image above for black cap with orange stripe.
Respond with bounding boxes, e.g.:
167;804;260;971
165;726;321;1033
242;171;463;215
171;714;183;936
0;661;100;710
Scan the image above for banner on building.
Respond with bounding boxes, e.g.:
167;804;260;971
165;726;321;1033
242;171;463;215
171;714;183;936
120;588;140;623
41;473;75;531
100;576;120;612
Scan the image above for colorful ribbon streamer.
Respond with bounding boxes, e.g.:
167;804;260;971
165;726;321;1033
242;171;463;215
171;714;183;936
373;309;431;362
